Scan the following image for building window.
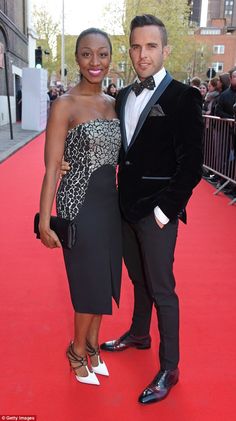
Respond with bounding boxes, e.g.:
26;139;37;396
200;29;221;35
102;77;112;89
213;45;225;54
224;0;234;15
212;62;224;72
116;78;124;89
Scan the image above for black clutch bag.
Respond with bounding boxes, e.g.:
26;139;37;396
34;213;77;249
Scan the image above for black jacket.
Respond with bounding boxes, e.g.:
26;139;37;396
116;79;204;224
215;87;236;119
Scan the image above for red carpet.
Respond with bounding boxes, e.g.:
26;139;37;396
0;133;235;421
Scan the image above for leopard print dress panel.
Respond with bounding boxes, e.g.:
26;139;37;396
56;118;121;220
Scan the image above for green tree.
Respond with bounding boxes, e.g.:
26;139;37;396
33;6;60;82
56;35;80;87
104;0;207;84
185;39;212;81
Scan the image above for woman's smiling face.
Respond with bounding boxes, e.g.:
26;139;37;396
75;33;111;84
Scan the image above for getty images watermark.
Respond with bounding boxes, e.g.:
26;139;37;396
0;417;36;421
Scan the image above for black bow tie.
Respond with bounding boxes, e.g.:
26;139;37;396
132;76;156;96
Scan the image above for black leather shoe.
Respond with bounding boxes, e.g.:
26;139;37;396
138;368;179;404
100;331;151;352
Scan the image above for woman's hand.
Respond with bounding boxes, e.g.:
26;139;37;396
60;159;70;177
40;227;62;248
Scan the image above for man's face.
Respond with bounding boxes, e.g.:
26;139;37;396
230;71;236;88
129;25;169;81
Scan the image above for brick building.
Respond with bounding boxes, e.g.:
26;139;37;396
0;0;28;125
189;0;203;25
207;0;236;28
188;1;236;79
194;18;236;79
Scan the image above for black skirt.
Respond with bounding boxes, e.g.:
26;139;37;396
62;166;122;314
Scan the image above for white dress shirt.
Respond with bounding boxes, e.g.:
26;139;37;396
124;67;169;225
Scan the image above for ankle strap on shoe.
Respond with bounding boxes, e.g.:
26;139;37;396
86;341;100;357
67;342;88;369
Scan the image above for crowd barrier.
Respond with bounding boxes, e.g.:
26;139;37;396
203;115;236;205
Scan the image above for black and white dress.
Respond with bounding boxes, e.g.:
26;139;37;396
56;118;122;314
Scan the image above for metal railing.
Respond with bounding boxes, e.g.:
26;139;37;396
203;115;236;205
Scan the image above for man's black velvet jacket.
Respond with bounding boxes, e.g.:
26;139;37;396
116;79;204;223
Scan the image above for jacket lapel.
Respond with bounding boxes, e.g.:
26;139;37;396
119;85;133;151
127;72;173;152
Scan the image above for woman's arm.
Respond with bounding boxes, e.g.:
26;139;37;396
39;97;70;248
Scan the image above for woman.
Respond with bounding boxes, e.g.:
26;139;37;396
199;82;208;100
38;28;122;386
106;83;117;98
202;77;220;115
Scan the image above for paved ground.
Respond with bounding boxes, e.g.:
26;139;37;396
0;122;43;163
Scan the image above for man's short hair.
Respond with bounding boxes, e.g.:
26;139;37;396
229;66;236;78
191;77;201;88
209;77;219;88
130;14;168;47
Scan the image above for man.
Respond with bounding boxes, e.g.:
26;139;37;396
100;14;203;404
62;14;203;404
190;76;201;90
215;66;236;119
215;66;236;196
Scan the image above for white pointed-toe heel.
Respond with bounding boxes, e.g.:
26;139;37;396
66;342;100;385
76;365;100;385
86;341;109;377
92;356;109;376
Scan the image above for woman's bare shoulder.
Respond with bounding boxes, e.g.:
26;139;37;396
49;91;80;117
104;94;116;109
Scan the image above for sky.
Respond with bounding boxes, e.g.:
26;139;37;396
31;0;124;35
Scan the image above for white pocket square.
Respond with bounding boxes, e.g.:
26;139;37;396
149;104;166;117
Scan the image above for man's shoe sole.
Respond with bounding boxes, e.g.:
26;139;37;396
101;343;151;352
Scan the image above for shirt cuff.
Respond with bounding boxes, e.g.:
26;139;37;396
154;206;169;225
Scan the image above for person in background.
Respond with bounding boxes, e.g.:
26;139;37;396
215;67;236;119
58;86;65;96
215;66;236;196
200;82;208;101
190;76;201;90
202;77;220;116
200;82;208;112
217;72;231;95
16;88;22;122
48;87;58;106
106;83;118;98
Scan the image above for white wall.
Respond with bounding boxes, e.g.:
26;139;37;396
22;67;48;131
27;0;37;67
0;96;16;126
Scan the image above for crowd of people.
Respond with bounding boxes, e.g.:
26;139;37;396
190;70;236;119
190;68;236;197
